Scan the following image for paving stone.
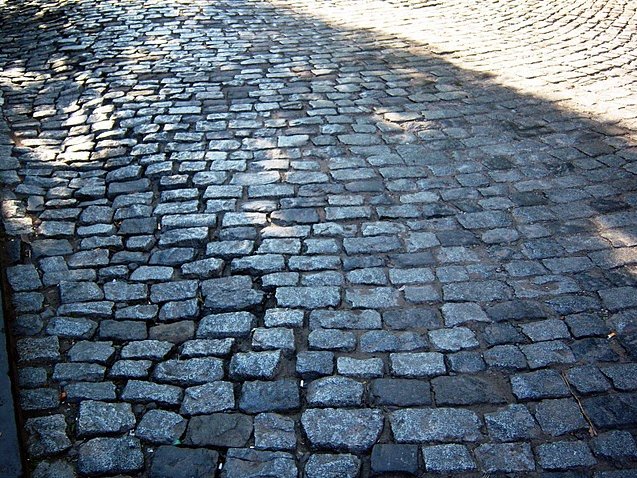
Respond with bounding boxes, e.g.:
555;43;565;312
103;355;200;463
240;379;300;413
180;338;234;358
230;350;282;379
432;375;509;405
443;280;512;301
32;460;76;478
296;351;334;378
591;430;637;460
20;388;59;411
150;321;195;343
201;276;264;311
264;308;304;328
422;444;476;473
136;410;187;444
485;404;540;441
390;408;482;442
221;449;296;478
521;319;570;342
25;415;71;457
601;363;637;391
77;401;135;437
583;393;637;428
185;413;253;447
121;340;173;360
47;317;97;339
17;336;60;363
475;442;536;472
64;382;117;402
371;444;419;475
307;376;364;407
383;308;442;329
390;352;446;377
537;441;597;470
304;454;361;478
180;381;235;415
521;340;576;368
370;379;432;406
565;365;611;394
99;320;148;341
337;357;384;378
511;370;570;400
429;327;479;351
309;309;381;329
52;363;105;382
302;408;383;452
346;287;400;308
484;344;528;370
441;302;490;326
150;446;218;478
565;313;610;338
154;357;224;385
309;329;356;352
254;413;296;451
534;398;588;436
7;264;42;291
78;437;144;475
276;286;341;308
103;281;147;301
67;341;114;364
197;312;256;338
121;380;183;405
361;330;426;352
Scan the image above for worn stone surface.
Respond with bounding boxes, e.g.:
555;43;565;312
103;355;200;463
302;408;384;452
1;0;636;475
150;446;219;478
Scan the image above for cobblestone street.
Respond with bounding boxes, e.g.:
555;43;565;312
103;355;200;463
0;0;636;476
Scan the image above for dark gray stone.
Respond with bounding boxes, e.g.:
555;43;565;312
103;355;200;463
390;408;482;442
185;413;253;447
370;379;432;406
296;351;334;378
390;352;445;378
371;444;419;475
307;376;364;407
304;454;361;478
153;358;224;385
537;441;597;470
180;381;235;415
221;449;297;478
201;276;264;311
583;393;637;428
485;404;540;441
197;312;256;338
511;370;570;400
240;379;300;413
77;401;135;437
302;408;383;452
150;446;218;478
230;350;282;379
254;413;296;451
432;375;509;405
78;437;144;475
475;442;535;472
25;415;71;457
534;398;588;436
136;410;187;444
121;380;183;405
422;444;476;473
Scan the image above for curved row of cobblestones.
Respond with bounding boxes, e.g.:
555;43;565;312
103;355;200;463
0;0;636;476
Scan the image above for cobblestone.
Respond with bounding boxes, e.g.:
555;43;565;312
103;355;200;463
1;0;636;474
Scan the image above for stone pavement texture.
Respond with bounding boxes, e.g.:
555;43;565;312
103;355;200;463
0;0;636;476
